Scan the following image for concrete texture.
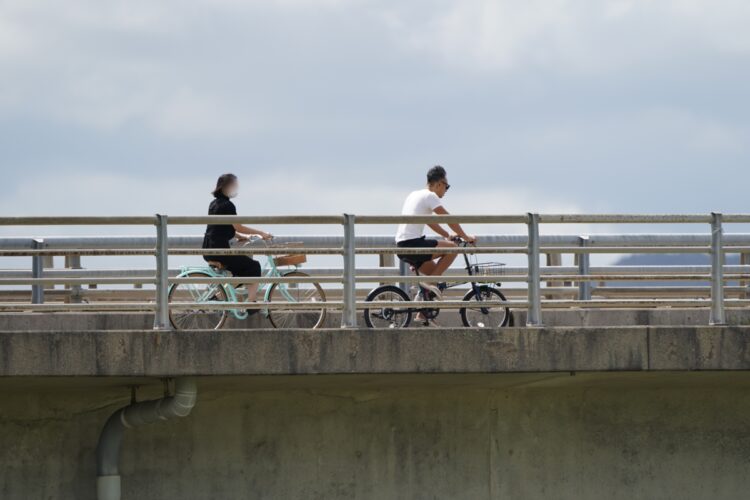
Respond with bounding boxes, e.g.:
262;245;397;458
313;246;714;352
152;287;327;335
3;326;750;377
2;373;750;500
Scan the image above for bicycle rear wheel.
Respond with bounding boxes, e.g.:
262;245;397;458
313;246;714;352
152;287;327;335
168;271;228;330
364;285;412;328
460;286;511;328
267;271;327;329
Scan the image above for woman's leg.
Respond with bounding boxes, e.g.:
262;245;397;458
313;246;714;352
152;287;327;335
223;256;262;301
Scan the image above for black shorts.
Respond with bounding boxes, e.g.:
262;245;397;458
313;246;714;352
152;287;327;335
396;236;439;268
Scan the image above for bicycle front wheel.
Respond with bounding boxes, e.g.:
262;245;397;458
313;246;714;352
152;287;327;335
267;271;327;329
460;286;511;328
168;271;228;330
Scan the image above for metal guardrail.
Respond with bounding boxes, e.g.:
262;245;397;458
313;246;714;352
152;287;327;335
2;213;750;328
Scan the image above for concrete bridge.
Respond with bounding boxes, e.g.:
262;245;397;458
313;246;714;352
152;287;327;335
3;312;750;499
3;214;750;499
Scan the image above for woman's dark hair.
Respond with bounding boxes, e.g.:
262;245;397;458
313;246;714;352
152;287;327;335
426;165;446;184
212;173;237;198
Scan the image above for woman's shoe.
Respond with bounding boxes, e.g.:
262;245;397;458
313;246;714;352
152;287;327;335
246;301;259;317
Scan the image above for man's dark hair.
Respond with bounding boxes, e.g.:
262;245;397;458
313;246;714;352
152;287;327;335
212;173;237;198
426;165;446;184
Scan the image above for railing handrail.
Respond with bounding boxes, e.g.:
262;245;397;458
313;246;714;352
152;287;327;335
7;232;750;250
3;213;750;225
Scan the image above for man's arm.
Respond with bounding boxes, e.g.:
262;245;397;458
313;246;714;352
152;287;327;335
433;206;475;243
427;221;450;239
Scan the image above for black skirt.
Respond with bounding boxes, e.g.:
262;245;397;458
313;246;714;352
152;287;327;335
202;235;261;277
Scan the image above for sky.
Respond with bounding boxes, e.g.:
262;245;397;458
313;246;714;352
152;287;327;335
1;0;750;232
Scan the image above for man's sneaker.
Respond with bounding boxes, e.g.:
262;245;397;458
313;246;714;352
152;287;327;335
419;282;447;300
414;316;440;328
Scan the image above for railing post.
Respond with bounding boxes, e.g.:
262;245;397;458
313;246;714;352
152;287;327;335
31;238;44;304
341;214;357;328
526;213;543;326
153;214;171;330
709;212;726;325
577;236;591;301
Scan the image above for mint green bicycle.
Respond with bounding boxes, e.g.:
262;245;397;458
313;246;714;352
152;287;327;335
168;238;327;330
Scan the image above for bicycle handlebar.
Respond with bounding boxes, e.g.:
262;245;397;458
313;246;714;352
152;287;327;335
450;236;475;247
238;235;275;246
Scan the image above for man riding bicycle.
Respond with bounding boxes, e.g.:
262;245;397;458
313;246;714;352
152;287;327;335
395;166;476;299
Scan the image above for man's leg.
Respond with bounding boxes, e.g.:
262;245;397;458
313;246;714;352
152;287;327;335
418;240;457;277
413;241;456;323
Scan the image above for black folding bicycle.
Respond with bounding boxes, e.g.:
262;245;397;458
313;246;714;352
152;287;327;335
363;238;514;328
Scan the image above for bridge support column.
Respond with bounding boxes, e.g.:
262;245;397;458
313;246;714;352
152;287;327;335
65;254;83;303
742;252;750;299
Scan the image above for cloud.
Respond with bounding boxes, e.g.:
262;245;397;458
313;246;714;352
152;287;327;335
151;88;253;139
0;0;256;136
1;0;750;221
0;170;581;217
381;0;750;73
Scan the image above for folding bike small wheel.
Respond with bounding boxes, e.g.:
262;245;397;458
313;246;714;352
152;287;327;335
459;286;511;328
364;285;412;328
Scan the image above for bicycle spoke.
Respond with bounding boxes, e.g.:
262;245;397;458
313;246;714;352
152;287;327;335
366;290;410;328
462;287;508;328
169;272;228;330
267;272;326;329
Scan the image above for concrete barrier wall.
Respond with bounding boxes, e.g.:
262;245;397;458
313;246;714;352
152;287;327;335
3;308;750;331
2;373;750;500
3;326;750;376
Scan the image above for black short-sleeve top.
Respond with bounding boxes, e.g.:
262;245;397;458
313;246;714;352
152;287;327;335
202;194;236;249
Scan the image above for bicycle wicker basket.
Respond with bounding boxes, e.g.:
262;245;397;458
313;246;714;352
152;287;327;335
272;242;306;267
472;262;506;276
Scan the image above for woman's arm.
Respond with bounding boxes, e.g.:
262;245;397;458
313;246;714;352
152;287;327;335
233;224;272;240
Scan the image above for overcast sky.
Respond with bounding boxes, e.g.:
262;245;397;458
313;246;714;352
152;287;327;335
2;0;750;225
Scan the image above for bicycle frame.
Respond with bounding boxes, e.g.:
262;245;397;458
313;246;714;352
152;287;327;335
174;255;301;320
413;243;499;301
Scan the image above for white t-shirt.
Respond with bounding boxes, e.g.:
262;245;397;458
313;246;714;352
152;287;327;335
395;189;443;242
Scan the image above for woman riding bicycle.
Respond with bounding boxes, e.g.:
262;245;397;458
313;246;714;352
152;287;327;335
202;173;272;310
